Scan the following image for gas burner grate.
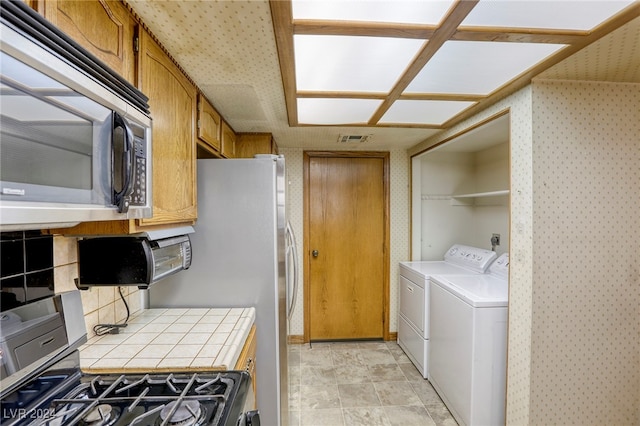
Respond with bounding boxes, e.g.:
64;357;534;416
40;373;234;426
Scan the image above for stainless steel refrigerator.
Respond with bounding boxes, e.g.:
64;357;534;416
148;155;298;426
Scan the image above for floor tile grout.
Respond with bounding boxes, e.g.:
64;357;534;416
288;341;457;426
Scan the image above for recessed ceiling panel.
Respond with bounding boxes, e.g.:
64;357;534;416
298;98;382;124
380;100;476;125
292;0;455;25
405;41;566;95
462;1;636;31
294;35;424;92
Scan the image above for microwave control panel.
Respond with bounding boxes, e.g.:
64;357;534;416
131;136;147;206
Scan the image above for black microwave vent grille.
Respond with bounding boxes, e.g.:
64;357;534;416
0;0;150;115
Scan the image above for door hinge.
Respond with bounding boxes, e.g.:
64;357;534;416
133;36;139;53
197;119;201;129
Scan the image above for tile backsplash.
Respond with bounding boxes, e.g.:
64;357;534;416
0;233;143;338
1;231;54;310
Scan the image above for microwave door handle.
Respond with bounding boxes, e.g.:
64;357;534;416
112;112;135;213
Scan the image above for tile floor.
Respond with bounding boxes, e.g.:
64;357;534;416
287;341;457;426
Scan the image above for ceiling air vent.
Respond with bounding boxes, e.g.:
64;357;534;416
337;134;372;144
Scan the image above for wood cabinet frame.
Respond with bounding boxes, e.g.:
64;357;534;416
234;325;257;408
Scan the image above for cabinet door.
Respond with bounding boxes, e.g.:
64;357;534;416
235;133;279;158
138;30;197;226
220;121;236;159
197;94;222;154
41;0;136;84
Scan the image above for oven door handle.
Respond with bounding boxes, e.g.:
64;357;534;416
112;112;135;213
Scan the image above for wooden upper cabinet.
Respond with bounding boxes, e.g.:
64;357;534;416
48;27;198;236
236;133;279;158
40;0;136;84
137;29;198;227
197;94;222;154
220;121;236;159
24;0;39;10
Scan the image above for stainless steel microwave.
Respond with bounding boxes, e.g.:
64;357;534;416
0;2;152;231
77;227;194;290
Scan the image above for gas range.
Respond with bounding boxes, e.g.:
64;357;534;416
2;362;250;426
0;292;258;426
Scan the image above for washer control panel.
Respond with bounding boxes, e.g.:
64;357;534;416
489;253;510;278
444;244;497;273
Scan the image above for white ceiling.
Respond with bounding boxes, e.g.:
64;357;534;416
125;1;640;151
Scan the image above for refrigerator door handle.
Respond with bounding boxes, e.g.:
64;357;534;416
285;221;299;320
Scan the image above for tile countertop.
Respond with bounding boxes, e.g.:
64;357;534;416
80;307;255;373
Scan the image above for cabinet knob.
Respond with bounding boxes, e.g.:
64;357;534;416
312;250;319;258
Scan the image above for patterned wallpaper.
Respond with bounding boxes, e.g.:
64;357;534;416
281;148;304;336
409;79;639;424
529;79;639;424
538;16;640;84
279;148;410;336
504;88;535;425
390;149;412;333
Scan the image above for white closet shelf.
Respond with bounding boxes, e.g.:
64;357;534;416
450;190;510;206
451;190;510;199
421;190;510;202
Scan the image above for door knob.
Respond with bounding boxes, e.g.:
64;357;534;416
312;250;319;258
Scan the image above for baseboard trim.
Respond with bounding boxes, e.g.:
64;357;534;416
288;333;397;344
288;335;305;344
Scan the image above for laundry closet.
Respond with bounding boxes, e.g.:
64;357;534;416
411;114;510;260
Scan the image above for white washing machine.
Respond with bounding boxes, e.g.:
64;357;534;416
397;245;497;378
429;253;509;426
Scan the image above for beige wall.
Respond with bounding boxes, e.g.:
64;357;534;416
53;236;143;338
529;79;639;424
410;80;640;424
279;148;411;337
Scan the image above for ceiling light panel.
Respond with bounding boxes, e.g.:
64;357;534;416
291;0;456;25
405;41;566;95
294;35;424;92
462;0;636;31
297;98;383;124
380;100;476;125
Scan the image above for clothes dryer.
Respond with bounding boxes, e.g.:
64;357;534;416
429;253;509;426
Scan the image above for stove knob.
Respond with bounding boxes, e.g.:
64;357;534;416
245;410;260;426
